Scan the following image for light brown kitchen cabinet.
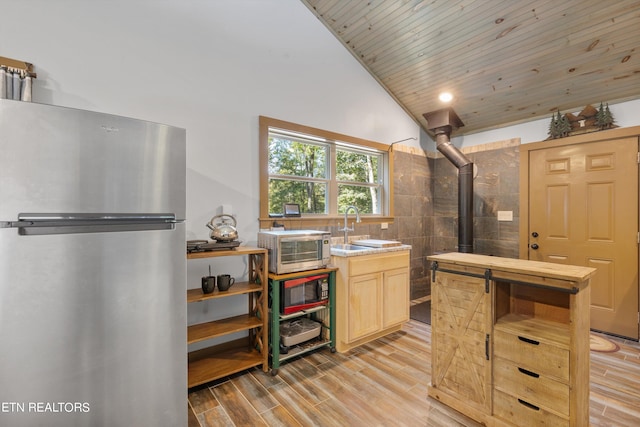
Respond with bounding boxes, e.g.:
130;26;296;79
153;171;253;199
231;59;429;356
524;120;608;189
428;252;595;427
332;250;410;353
186;247;269;388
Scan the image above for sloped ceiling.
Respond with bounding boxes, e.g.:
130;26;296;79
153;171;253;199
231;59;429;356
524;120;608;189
301;0;640;136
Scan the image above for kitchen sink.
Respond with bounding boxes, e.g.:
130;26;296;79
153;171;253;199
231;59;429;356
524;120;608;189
331;244;370;251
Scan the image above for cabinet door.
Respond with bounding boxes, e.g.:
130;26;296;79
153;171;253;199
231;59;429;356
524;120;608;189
383;267;409;328
431;271;491;413
348;273;382;342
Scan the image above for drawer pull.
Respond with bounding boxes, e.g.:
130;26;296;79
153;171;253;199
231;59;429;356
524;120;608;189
517;367;540;378
517;336;540;345
518;399;540;411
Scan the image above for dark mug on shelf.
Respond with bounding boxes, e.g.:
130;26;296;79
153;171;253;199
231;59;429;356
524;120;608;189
201;276;216;294
217;274;235;291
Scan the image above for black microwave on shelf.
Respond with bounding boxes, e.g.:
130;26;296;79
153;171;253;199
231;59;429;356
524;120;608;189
280;273;329;315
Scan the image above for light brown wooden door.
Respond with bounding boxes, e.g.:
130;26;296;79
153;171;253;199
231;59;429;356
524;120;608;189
528;137;638;339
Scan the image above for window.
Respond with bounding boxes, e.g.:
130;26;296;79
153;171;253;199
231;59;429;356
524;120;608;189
259;116;393;225
336;145;382;214
268;130;328;214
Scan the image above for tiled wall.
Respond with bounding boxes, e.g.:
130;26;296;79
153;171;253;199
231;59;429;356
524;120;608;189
393;139;520;299
432;141;520;258
313;140;521;300
392;149;434;300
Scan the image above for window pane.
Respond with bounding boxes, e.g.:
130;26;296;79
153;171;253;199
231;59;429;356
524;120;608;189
338;184;380;214
268;137;327;178
336;149;379;183
269;179;327;214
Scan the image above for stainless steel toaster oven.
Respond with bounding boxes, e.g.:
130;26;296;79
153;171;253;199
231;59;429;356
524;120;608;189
257;230;331;274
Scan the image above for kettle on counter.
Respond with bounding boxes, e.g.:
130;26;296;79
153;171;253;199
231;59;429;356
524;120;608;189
206;214;238;242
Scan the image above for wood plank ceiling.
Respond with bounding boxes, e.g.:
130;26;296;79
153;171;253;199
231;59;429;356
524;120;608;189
300;0;640;136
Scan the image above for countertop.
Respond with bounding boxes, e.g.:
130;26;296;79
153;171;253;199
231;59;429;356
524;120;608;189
330;244;411;257
427;252;596;290
329;235;411;257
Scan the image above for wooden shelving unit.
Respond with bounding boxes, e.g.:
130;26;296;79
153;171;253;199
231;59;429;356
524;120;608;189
186;246;268;388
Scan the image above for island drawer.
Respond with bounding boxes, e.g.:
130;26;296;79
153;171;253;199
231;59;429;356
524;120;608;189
493;329;569;382
493;389;568;427
493;356;569;416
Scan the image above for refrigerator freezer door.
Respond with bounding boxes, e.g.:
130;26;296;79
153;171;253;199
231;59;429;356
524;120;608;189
0;99;186;220
0;223;187;426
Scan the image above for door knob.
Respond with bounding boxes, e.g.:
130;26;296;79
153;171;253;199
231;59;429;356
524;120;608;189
531;232;539;238
530;243;539;250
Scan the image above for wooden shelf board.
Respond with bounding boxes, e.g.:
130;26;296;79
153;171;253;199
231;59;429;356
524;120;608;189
188;346;263;388
494;313;570;348
188;314;263;344
268;266;338;281
187;282;262;303
187;246;266;260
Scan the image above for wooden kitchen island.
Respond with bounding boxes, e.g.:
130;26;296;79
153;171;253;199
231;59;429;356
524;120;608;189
427;252;596;427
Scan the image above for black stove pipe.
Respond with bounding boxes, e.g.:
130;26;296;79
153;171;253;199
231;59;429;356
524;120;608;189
434;131;474;253
424;108;473;253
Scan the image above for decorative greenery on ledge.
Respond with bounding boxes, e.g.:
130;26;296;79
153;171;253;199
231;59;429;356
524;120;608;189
547;102;616;140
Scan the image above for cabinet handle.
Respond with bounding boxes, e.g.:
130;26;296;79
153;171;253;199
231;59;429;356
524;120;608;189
518;336;540;345
485;334;490;360
517;399;540;411
518;399;540;411
517;367;540;378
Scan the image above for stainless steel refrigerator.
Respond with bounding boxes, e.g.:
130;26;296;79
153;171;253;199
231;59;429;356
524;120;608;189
0;99;186;426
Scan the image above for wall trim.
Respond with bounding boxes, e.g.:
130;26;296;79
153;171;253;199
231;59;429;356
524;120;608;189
396;137;521;159
459;137;520;154
392;144;430;157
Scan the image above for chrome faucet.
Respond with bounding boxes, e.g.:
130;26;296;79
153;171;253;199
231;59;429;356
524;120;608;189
340;205;361;243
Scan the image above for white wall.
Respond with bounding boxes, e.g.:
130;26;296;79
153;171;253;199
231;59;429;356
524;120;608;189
0;0;420;333
1;0;420;245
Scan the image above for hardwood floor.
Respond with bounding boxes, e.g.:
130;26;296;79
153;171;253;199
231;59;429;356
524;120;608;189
188;320;640;426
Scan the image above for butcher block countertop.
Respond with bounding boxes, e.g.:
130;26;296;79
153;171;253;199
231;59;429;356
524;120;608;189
427;252;596;292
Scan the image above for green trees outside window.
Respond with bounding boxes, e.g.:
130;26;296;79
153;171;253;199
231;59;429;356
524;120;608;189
336;149;380;214
268;135;328;214
267;130;384;216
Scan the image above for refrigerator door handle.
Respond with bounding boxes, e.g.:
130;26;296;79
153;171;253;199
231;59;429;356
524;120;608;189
1;213;180;235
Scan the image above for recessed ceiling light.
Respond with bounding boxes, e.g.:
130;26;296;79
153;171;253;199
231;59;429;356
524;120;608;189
439;92;453;103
